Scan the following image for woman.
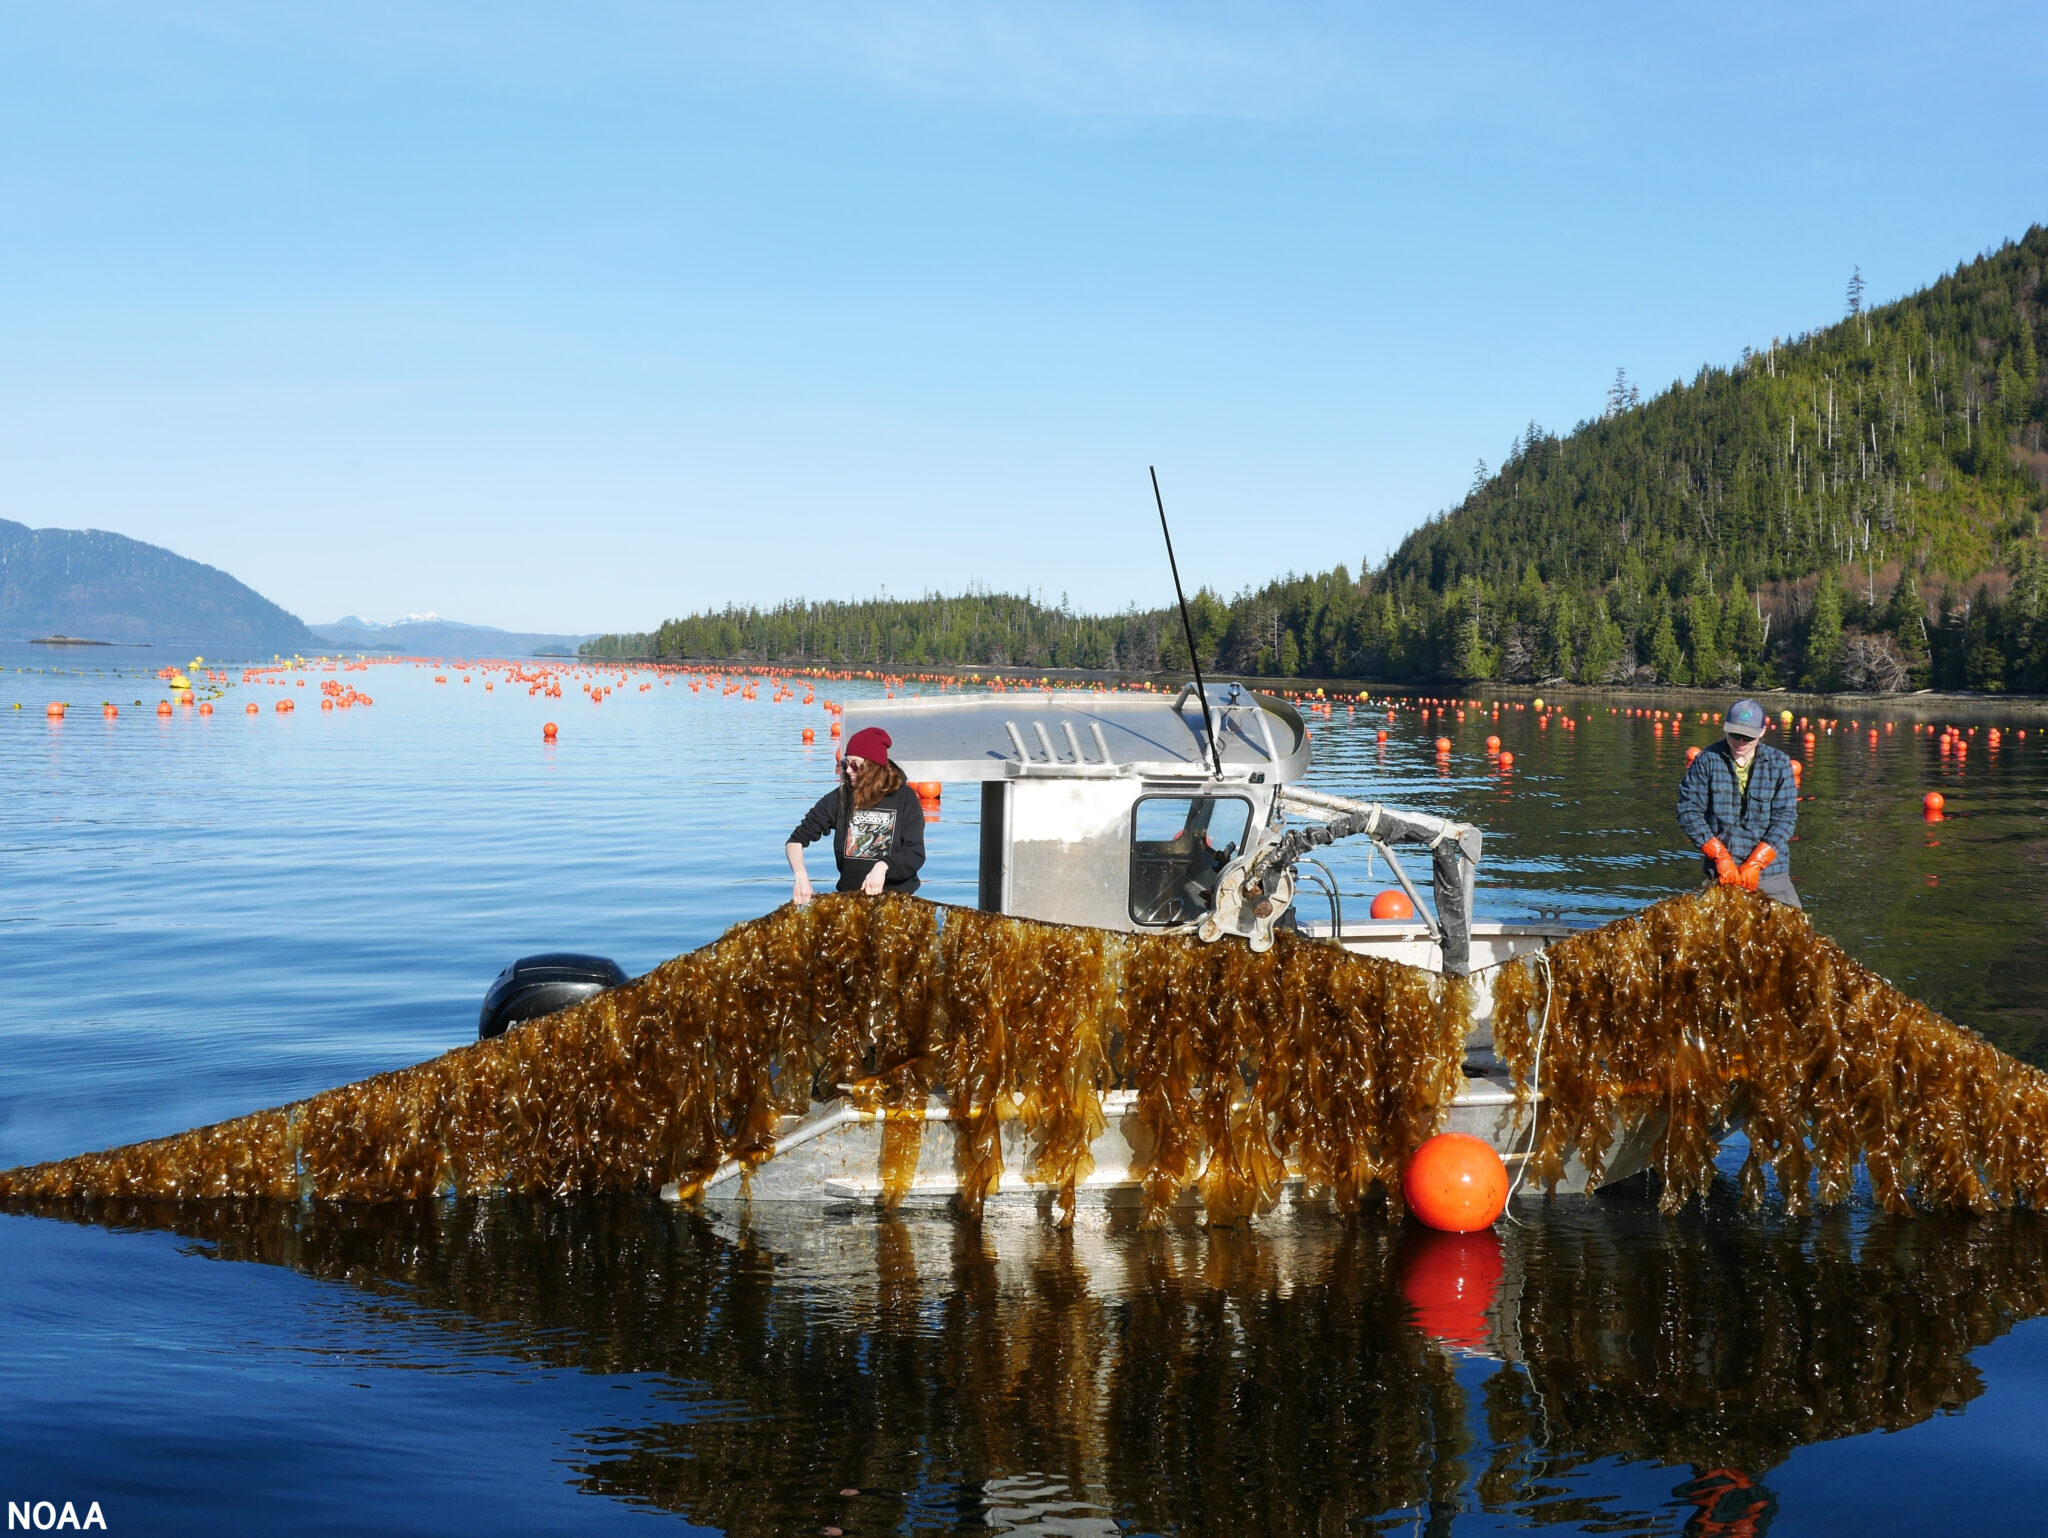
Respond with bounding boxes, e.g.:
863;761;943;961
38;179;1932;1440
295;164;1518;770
786;726;927;903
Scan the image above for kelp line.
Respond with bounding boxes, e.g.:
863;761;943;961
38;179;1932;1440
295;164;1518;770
0;896;1465;1222
1489;884;2048;1213
4;885;2046;1218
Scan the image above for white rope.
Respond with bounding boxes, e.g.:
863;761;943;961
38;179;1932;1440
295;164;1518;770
1503;949;1552;1223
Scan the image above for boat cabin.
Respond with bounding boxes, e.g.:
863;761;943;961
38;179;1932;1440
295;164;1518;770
840;683;1562;977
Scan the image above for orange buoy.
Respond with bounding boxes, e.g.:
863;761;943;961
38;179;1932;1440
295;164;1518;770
1402;1132;1509;1232
1497;750;1513;768
1434;736;1452;754
801;727;815;743
198;702;213;716
246;702;260;715
829;721;841;737
543;722;558;740
1399;1229;1504;1350
913;781;941;801
1369;889;1415;921
156;701;173;716
1923;791;1944;812
1685;745;1701;763
1376;729;1388;743
103;704;118;718
1790;759;1803;782
45;701;66;718
1484;735;1500;752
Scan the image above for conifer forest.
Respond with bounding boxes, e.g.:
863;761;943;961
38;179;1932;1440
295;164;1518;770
588;229;2048;693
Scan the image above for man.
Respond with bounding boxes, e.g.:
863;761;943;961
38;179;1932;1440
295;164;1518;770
785;726;926;904
1675;698;1801;908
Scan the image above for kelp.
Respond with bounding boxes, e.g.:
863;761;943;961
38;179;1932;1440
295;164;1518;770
6;885;2046;1221
1489;883;2048;1213
0;895;1466;1222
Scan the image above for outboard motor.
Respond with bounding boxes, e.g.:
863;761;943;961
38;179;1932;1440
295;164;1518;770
478;953;629;1040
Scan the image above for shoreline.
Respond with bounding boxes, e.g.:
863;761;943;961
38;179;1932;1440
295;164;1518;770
580;652;2048;717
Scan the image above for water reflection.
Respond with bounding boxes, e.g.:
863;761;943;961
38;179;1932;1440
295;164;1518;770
14;1189;2047;1534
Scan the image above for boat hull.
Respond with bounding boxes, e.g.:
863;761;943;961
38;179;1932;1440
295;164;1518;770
665;1079;1662;1213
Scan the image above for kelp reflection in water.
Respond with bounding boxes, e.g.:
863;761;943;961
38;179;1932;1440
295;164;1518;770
16;1192;2048;1535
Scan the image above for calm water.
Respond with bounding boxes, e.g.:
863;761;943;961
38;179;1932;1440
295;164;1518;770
6;644;2048;1534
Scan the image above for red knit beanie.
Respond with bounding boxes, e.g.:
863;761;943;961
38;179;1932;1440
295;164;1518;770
842;726;892;765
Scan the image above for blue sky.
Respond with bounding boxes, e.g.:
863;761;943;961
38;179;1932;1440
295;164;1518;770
3;2;2045;633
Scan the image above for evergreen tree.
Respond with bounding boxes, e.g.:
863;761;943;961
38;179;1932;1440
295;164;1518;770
1582;598;1626;682
1803;569;1846;689
1647;595;1685;683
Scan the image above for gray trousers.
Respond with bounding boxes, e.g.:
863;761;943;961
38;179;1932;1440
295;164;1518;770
1702;868;1802;910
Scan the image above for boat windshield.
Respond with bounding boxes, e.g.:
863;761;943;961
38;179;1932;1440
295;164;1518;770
1128;794;1253;926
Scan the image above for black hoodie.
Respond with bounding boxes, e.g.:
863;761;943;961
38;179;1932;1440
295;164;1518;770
788;776;927;894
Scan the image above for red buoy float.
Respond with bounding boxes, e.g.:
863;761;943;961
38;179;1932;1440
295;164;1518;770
1434;737;1452;754
1923;791;1944;811
1369;889;1415;921
1402;1133;1509;1232
543;722;559;741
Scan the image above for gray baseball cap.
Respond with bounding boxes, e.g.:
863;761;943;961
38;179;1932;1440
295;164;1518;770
1724;698;1767;738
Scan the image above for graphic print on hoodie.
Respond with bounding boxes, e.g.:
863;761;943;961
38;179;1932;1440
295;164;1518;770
846;807;897;861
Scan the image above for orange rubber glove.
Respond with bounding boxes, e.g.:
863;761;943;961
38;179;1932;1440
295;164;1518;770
1702;837;1742;885
1737;842;1776;891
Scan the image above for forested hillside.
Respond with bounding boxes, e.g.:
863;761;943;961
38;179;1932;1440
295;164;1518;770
590;229;2048;692
0;519;320;650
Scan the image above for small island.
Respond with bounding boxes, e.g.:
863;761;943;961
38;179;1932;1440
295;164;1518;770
30;634;115;646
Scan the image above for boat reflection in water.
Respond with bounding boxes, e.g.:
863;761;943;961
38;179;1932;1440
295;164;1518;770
14;1187;2048;1535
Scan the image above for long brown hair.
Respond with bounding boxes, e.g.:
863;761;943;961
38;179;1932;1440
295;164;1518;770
846;755;905;812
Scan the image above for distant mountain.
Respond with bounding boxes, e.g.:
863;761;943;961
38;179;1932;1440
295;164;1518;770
311;615;597;658
0;520;321;651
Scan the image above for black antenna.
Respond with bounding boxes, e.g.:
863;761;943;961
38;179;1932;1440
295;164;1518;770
1150;466;1222;777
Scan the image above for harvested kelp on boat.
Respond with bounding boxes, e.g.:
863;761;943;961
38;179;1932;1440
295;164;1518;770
5;886;2047;1221
1488;883;2048;1213
0;895;1468;1222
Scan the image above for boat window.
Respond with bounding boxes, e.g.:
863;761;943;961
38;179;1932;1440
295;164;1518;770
1129;795;1254;926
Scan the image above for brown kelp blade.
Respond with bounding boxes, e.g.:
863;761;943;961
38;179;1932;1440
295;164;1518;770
1489;884;2048;1213
3;887;2045;1217
0;894;1466;1218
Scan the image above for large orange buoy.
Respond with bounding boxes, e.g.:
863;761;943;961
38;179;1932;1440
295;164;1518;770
913;780;941;801
246;702;259;715
1399;1229;1504;1350
801;727;815;743
1923;791;1944;811
1369;889;1415;920
1434;736;1452;753
1497;750;1513;768
156;700;173;716
198;702;213;716
1685;745;1701;763
1402;1132;1508;1232
1484;735;1500;752
543;722;558;740
103;704;118;718
45;701;65;718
